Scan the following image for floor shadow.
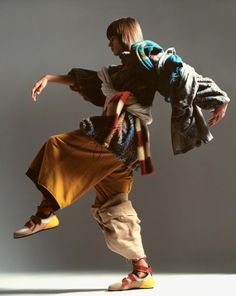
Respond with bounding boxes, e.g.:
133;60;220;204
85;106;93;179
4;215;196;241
0;288;107;294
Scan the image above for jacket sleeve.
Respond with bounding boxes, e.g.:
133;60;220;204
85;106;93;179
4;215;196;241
193;76;230;109
67;68;106;107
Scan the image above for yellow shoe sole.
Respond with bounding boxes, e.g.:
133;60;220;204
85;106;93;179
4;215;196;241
14;215;59;239
139;275;155;289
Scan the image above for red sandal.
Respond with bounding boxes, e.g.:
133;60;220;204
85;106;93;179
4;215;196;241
108;264;155;291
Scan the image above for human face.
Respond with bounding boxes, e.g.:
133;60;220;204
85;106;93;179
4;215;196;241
108;36;124;56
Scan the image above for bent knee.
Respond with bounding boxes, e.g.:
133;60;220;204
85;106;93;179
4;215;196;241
91;197;141;229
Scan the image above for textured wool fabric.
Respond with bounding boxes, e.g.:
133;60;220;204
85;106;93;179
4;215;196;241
68;59;157;173
67;49;158;174
101;90;153;175
130;40;230;154
68;40;230;176
97;67;153;175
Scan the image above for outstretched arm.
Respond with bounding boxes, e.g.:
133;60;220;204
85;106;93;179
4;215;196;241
31;74;75;102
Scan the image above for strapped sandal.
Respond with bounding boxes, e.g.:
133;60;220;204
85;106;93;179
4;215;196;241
108;264;155;291
14;213;59;239
13;200;59;239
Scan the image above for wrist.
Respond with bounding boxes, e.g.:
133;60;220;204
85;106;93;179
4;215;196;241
220;102;228;111
44;74;52;82
216;102;227;110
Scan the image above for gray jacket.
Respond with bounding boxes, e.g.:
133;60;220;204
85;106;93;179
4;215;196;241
169;62;230;154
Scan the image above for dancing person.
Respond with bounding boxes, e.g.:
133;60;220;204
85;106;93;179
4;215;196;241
13;17;230;291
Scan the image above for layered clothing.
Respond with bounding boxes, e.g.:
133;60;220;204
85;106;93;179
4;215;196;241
68;40;230;174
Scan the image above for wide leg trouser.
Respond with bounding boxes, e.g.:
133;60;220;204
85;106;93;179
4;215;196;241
26;129;146;259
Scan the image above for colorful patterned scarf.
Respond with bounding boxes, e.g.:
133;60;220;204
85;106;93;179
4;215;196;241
97;67;154;175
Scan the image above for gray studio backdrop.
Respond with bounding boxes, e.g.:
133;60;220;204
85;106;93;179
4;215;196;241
0;0;235;273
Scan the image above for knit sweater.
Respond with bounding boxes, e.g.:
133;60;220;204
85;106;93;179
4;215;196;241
131;41;230;154
68;52;157;172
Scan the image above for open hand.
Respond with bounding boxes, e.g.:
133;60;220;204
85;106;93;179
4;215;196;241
31;76;48;102
208;102;228;127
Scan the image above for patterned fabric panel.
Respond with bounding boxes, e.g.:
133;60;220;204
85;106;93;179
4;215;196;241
80;112;138;168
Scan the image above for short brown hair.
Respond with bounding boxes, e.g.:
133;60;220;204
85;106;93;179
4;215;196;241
106;17;143;51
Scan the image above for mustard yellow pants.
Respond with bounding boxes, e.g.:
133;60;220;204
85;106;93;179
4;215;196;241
26;129;146;260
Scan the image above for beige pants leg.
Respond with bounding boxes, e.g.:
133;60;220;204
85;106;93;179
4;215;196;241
91;170;146;260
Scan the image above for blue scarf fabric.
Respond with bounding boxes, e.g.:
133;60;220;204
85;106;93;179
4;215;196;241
131;40;183;100
130;40;164;70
